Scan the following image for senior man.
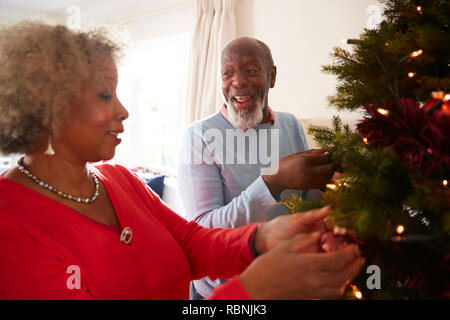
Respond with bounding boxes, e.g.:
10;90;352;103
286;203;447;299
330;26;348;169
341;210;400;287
178;37;336;299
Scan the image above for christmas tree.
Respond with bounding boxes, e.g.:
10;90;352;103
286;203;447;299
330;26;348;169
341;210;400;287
283;0;449;299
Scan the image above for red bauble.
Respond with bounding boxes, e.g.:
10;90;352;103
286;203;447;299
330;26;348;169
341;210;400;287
358;98;450;178
320;232;348;252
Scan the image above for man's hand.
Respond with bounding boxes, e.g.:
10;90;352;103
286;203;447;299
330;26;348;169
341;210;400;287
254;206;332;254
240;235;365;300
262;149;335;198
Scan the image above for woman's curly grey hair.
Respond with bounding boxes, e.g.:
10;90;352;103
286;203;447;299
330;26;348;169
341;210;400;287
0;21;122;155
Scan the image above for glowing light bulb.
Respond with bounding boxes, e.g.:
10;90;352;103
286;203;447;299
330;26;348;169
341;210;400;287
396;225;405;234
408;72;416;78
377;108;389;116
410;49;423;57
431;91;444;99
443;180;448;187
333;226;348;236
326;184;337;190
350;285;363;299
363;137;368;145
416;6;422;12
444;94;450;102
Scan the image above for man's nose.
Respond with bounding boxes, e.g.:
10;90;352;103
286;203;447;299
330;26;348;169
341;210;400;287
231;71;247;89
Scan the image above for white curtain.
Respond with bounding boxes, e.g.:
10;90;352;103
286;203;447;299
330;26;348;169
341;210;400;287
184;0;236;125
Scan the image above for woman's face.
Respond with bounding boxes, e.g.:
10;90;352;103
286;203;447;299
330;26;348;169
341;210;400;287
54;59;129;163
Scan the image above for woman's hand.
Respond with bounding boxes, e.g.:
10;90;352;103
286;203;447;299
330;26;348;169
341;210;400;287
254;206;332;254
240;234;365;300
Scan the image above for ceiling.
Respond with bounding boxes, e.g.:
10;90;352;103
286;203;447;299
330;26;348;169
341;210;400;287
0;0;190;26
0;0;92;12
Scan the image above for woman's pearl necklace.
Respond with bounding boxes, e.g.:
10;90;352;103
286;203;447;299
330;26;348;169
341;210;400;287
17;157;100;204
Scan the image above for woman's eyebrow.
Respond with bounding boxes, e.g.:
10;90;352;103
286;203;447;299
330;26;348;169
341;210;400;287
105;76;117;83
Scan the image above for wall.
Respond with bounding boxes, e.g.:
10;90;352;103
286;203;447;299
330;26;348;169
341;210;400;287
125;0;382;121
122;0;382;122
124;4;195;42
235;0;380;121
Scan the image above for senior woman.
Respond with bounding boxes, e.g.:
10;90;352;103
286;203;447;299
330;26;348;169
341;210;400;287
0;22;364;300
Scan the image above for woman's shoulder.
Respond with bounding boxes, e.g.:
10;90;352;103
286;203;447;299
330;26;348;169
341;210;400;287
92;162;153;196
92;161;132;177
0;171;30;211
93;161;146;180
0;175;36;228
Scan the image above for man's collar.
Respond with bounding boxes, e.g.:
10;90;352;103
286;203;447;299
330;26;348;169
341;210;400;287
220;104;276;130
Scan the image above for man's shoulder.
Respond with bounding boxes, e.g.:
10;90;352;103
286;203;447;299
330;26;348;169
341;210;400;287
273;111;302;127
185;112;229;135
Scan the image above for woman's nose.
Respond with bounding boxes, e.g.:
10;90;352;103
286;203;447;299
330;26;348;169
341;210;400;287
117;99;129;121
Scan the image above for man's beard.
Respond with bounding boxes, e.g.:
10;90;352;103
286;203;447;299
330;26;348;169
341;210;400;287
226;98;264;129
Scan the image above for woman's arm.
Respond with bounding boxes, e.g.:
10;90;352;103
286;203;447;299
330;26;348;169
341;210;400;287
122;165;259;281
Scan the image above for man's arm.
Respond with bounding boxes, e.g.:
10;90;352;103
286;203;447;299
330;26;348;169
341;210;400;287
177;126;279;229
177;116;332;229
178;161;278;229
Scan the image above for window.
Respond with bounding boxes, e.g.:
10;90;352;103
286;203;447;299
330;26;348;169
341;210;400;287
0;154;12;172
114;32;191;171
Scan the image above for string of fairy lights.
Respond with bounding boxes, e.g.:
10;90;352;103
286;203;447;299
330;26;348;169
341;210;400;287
343;10;449;188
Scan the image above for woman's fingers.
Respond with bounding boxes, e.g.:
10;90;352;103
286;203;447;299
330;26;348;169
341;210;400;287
289;232;322;253
291;206;331;231
310;244;361;271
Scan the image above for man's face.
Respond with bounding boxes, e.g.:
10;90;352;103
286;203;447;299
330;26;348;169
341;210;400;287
221;42;275;129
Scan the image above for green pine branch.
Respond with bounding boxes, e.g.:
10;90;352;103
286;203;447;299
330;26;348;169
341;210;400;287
323;0;450;110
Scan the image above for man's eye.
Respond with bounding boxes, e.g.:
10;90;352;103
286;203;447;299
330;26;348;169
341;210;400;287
247;69;257;74
222;71;232;76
